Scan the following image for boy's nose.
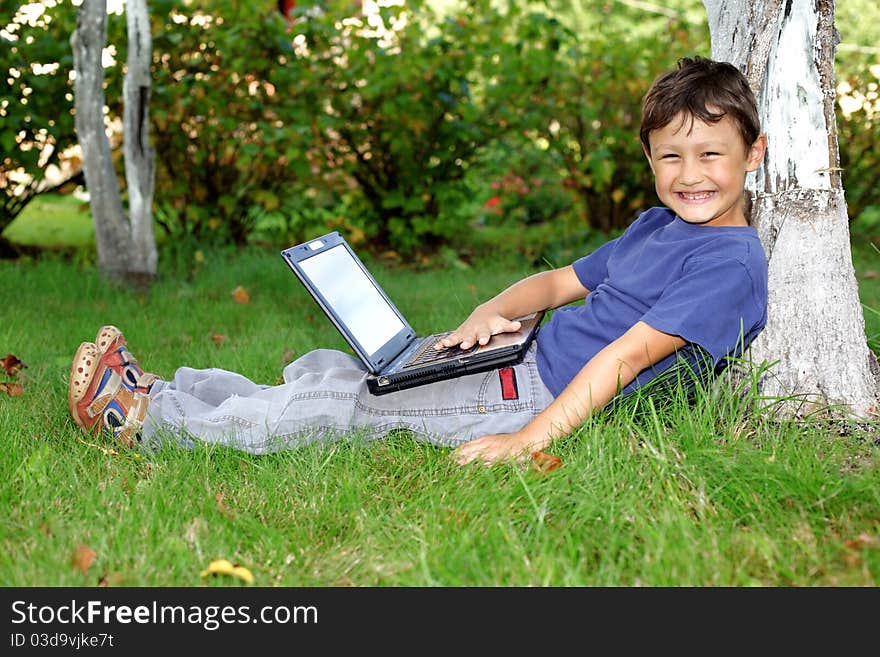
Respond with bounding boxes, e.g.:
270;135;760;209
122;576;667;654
678;158;703;184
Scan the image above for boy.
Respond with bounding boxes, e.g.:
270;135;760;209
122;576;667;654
68;56;769;466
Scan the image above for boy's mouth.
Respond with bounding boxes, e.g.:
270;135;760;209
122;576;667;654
677;191;716;202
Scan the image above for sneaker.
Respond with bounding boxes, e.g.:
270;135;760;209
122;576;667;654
93;325;158;394
68;340;150;448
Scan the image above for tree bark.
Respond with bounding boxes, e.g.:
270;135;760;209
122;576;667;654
71;0;157;285
71;0;129;275
123;0;158;276
703;0;879;418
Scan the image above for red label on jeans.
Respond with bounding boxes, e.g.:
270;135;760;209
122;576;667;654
499;367;519;400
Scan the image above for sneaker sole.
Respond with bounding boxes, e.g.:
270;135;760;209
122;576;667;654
95;325;124;354
68;342;99;429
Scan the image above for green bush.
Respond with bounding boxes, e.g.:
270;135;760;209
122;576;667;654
836;55;880;230
0;1;78;232
289;0;569;255
145;0;311;249
521;4;709;232
455;3;709;241
10;0;875;263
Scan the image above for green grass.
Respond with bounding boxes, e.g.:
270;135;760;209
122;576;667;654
1;193;94;247
1;201;879;586
853;236;880;353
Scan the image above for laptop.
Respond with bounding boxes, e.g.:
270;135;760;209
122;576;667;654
280;231;544;395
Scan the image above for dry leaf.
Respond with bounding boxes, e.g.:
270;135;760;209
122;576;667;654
280;347;297;364
72;544;97;573
531;450;563;474
861;270;880;280
210;332;227;346
841;551;863;568
98;572;123;587
200;559;255;584
231;285;250;304
0;354;26;377
0;382;23;397
844;533;879;550
840;533;877;568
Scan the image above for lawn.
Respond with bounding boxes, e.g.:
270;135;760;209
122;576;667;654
1;198;878;587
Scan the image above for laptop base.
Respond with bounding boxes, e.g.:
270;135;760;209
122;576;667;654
366;347;532;395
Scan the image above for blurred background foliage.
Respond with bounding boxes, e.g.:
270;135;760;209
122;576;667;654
1;0;878;266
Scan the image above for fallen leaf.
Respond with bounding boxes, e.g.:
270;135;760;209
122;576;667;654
98;572;123;587
210;332;227;346
0;354;26;377
531;450;563;474
200;559;255;585
844;533;879;550
231;285;250;304
840;533;878;568
0;382;23;397
230;565;254;584
841;551;862;568
860;270;880;280
280;347;297;364
71;544;97;573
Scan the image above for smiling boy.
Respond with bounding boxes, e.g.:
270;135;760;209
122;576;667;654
448;56;768;464
67;56;769;466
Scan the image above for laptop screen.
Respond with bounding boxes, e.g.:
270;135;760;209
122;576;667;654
297;243;405;356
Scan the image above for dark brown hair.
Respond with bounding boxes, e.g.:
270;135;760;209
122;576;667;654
639;56;760;153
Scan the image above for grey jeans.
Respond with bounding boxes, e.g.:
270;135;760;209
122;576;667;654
141;343;554;454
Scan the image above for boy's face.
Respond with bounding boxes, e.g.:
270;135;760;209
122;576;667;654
643;112;766;227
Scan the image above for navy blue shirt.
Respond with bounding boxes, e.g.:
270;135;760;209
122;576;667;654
535;207;768;397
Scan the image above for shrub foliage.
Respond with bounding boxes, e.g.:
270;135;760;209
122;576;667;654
2;0;878;258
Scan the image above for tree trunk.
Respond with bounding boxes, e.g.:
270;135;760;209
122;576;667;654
703;0;879;418
123;0;158;277
71;0;157;286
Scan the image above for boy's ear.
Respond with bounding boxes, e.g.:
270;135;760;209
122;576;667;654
746;133;768;171
642;144;655;174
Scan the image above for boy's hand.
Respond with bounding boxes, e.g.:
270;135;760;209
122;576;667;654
435;308;522;350
451;430;548;466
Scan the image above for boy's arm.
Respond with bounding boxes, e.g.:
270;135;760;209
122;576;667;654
438;265;588;350
452;321;687;466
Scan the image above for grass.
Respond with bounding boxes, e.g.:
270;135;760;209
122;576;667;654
0;199;879;586
1;193;94;248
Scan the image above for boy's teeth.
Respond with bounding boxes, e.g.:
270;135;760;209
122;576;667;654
681;192;712;200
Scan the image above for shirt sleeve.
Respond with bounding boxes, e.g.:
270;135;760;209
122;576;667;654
572;237;618;292
639;255;764;363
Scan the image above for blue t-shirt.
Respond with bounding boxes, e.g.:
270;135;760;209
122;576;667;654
535;206;768;397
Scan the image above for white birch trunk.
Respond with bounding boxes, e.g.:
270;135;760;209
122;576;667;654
71;0;130;276
123;0;158;276
72;0;157;284
703;0;879;418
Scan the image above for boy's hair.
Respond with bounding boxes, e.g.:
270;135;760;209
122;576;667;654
640;56;761;153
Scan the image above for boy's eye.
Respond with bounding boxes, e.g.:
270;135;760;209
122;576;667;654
702;151;720;157
659;153;679;160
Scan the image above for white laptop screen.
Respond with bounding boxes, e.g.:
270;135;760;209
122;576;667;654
297;243;405;356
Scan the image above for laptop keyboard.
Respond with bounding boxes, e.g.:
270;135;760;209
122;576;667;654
406;332;478;367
